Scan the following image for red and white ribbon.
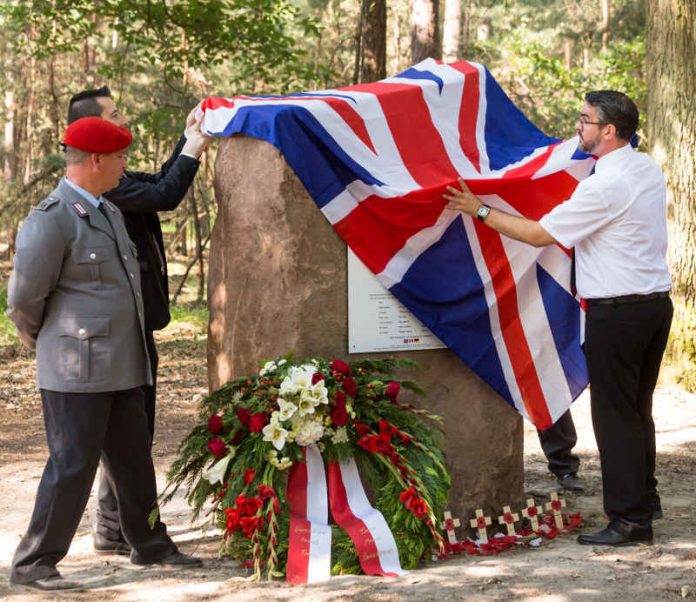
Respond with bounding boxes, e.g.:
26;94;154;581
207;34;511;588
286;446;406;583
286;445;332;584
327;458;407;577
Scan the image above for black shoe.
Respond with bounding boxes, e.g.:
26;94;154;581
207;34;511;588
94;534;131;556
136;550;203;567
10;575;84;592
557;473;585;493
577;521;653;546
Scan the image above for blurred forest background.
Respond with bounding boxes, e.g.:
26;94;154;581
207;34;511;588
0;0;693;388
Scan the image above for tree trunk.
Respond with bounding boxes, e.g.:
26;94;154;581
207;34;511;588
646;0;696;302
410;0;441;63
442;0;460;61
359;0;386;82
601;0;610;51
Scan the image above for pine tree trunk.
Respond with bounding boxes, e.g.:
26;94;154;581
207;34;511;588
410;0;441;63
442;0;461;61
646;0;696;302
359;0;386;82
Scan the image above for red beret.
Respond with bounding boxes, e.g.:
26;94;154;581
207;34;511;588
64;117;132;153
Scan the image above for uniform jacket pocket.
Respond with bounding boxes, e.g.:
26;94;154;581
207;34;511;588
73;246;111;288
57;317;110;382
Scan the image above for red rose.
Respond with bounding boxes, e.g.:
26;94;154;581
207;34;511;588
243;468;255;484
385;381;400;401
207;437;227;459
208;414;224;434
330;359;352;376
311;372;325;384
354;422;371;437
330;404;349;427
248;412;269;432
236;407;251;427
333;389;347;408
342;377;358;397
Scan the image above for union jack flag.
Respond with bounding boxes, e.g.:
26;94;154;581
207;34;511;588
199;59;592;430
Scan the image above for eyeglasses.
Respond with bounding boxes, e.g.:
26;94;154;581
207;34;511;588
576;118;605;129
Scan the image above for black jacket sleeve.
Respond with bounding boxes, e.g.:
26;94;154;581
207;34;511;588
104;135;200;213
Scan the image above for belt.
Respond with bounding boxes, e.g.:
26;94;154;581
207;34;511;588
585;291;670;307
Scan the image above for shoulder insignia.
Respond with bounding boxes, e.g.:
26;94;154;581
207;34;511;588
71;202;89;217
34;197;60;212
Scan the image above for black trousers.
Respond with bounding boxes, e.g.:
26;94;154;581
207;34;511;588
537;409;579;477
584;297;673;526
95;331;158;543
11;387;175;584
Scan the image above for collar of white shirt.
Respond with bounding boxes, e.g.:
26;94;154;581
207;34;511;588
594;143;634;175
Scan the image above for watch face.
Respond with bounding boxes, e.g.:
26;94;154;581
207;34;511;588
476;205;490;221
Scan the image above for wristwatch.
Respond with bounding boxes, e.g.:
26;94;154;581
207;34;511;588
476;204;491;222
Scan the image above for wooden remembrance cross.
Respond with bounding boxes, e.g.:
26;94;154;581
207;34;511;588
520;498;544;532
440;510;461;544
469;509;492;543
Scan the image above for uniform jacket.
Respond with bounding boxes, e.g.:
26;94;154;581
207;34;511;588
104;136;200;331
7;178;152;393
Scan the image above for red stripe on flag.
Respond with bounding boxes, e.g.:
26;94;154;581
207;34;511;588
474;224;553;427
333;186;447;274
200;97;235;111
322;99;377;154
326;463;389;576
286;452;310;584
449;62;482;172
348;82;460;187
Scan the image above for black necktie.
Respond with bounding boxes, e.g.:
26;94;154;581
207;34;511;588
571;164;595;296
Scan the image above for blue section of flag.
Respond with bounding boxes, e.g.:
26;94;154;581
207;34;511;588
222;105;384;207
536;264;588;400
389;217;515;407
396;68;445;94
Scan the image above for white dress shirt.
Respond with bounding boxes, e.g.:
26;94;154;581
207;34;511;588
539;144;671;298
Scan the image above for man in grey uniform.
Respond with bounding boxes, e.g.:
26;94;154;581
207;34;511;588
7;117;201;592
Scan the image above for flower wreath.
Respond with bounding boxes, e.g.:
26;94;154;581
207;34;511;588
160;356;451;582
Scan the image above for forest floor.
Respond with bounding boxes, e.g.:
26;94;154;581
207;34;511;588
0;305;694;601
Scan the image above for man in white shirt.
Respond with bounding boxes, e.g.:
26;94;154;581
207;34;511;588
444;90;672;546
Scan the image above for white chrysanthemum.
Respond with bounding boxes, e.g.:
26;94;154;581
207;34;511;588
331;427;350;444
262;421;289;451
294;419;324;447
276;398;297;421
259;360;277;376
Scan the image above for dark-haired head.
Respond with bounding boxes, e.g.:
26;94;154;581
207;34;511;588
584;90;639;142
67;86;112;124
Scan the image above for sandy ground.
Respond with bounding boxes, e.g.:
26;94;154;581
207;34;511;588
0;320;694;601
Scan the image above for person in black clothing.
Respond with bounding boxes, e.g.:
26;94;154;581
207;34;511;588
538;410;584;492
67;87;212;554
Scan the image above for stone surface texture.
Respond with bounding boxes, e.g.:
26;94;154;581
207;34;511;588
209;135;524;520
